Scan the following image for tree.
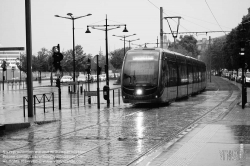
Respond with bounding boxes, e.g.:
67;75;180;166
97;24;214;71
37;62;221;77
18;53;28;74
168;35;200;58
33;48;50;79
110;47;129;70
60;45;89;74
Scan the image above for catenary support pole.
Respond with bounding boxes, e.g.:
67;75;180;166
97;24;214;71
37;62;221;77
25;0;33;117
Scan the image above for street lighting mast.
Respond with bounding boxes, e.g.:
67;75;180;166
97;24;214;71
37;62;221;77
55;13;91;92
86;15;128;107
113;34;136;56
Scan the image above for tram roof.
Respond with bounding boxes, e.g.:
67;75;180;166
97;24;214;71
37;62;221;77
130;47;205;65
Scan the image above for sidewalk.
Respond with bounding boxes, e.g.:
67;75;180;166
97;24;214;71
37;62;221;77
136;80;250;166
0;79;122;133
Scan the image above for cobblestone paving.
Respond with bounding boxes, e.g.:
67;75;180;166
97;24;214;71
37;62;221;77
0;77;240;166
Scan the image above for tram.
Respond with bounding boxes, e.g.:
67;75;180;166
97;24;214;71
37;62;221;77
121;48;206;104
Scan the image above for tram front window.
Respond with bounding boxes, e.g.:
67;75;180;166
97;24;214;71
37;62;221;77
123;51;159;86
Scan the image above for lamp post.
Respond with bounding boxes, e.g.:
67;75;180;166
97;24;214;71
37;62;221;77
86;15;128;107
240;24;246;109
113;34;136;56
55;13;91;92
123;38;140;49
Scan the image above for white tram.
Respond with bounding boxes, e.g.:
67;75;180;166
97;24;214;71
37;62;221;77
121;48;206;104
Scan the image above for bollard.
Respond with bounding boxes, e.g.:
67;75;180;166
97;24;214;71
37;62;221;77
23;97;26;117
80;86;83;94
84;89;86;105
43;94;45;113
33;95;36;115
68;86;70;93
118;89;120;104
52;92;54;112
77;82;80;107
70;89;72;108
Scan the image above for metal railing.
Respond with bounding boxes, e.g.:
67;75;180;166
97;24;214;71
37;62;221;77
23;92;54;117
83;87;121;107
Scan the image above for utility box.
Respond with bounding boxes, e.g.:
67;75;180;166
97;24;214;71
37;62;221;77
103;85;109;100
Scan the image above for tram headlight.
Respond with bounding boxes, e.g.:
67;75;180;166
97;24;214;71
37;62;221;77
135;88;143;95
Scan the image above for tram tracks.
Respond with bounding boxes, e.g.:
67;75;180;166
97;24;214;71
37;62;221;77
127;78;240;166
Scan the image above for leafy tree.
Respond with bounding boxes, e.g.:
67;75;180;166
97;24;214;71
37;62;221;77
168;35;200;58
18;53;28;74
60;45;89;74
110;47;129;70
33;48;50;79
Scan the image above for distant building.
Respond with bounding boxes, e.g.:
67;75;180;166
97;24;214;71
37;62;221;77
0;50;22;69
196;38;213;53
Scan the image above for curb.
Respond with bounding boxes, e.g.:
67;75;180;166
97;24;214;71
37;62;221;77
0;122;30;135
0;120;59;136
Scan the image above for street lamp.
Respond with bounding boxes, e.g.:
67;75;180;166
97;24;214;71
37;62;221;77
123;38;140;49
55;13;91;92
113;34;136;56
86;15;128;107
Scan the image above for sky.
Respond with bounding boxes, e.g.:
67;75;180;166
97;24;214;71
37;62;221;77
0;0;249;56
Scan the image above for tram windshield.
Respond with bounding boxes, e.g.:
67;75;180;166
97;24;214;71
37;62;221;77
123;51;159;86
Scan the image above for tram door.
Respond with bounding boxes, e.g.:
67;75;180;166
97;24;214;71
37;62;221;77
167;60;178;100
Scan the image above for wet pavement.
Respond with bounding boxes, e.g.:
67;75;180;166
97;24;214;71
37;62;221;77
0;76;249;166
135;79;250;166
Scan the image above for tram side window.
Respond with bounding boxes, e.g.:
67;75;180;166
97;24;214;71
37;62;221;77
188;64;193;83
168;61;177;87
178;63;188;85
161;59;169;87
193;66;197;83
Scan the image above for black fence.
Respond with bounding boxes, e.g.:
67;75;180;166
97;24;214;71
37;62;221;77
23;92;54;117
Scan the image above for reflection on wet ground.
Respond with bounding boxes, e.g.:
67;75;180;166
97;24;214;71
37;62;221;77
1;76;249;165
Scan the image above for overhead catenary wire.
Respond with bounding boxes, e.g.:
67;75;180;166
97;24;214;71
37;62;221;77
162;8;231;29
162;30;230;36
147;0;230;40
205;0;227;35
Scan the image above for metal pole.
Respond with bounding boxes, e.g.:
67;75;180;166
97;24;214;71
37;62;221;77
160;7;163;48
33;95;36;115
23;97;25;117
52;92;54;112
124;36;125;56
118;89;120;104
72;18;76;93
43;94;45;113
97;55;100;109
25;0;33;117
2;70;4;91
58;80;61;110
113;89;115;106
88;73;91;104
77;82;79;107
105;15;110;107
209;36;211;82
157;36;159;47
242;61;245;109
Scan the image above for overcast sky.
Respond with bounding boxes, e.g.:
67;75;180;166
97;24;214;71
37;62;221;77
0;0;249;56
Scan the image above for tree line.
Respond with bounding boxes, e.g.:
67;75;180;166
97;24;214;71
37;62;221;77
18;45;116;77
